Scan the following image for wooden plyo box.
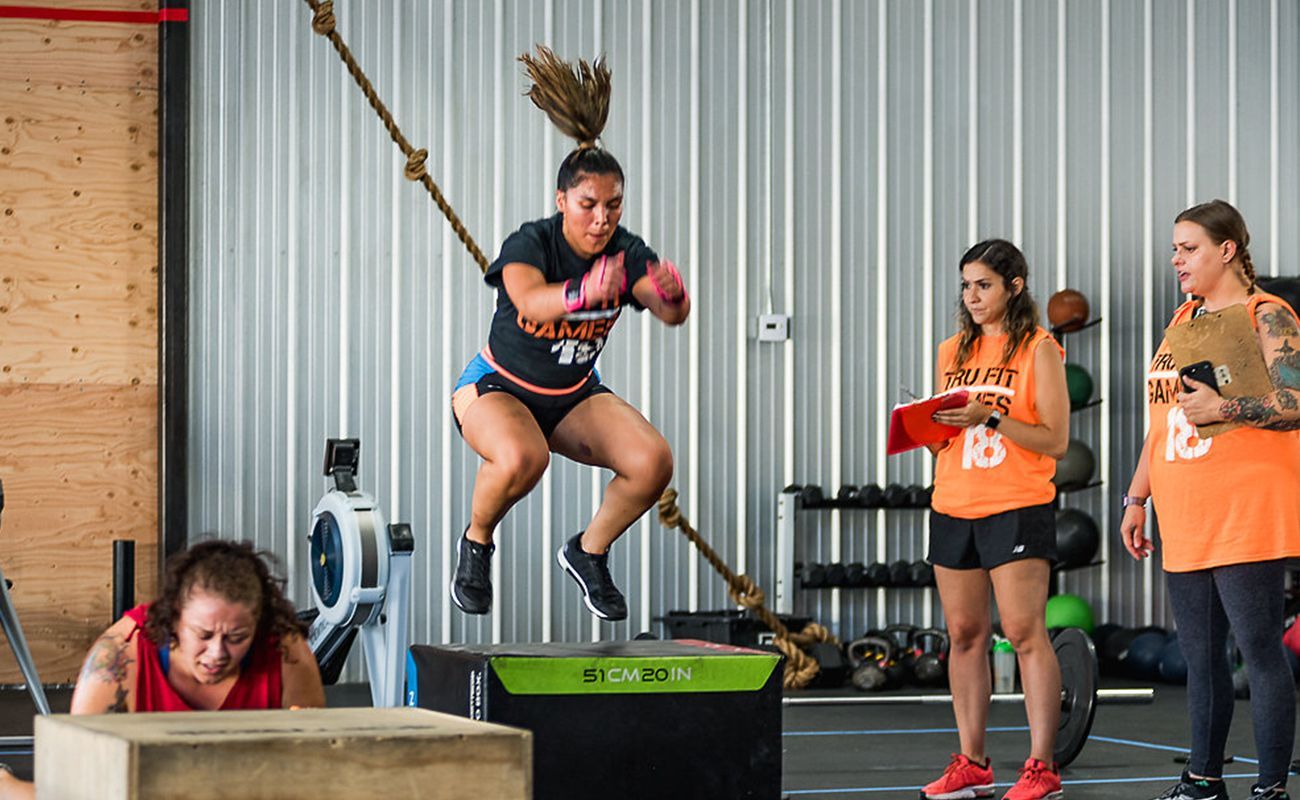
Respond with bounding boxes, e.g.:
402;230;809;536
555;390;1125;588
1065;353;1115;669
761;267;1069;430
34;707;532;800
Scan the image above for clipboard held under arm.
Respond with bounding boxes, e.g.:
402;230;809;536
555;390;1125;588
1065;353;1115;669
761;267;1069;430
1164;302;1271;438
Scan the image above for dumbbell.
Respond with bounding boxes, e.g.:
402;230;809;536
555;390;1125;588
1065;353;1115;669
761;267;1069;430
845;562;867;588
882;483;910;508
888;559;912;587
801;563;828;588
859;483;885;508
908;560;935;588
837;485;861;506
799;485;825;508
866;562;891;587
824;562;848;588
905;484;930;508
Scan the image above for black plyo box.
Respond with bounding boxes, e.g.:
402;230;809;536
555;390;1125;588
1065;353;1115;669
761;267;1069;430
406;639;782;800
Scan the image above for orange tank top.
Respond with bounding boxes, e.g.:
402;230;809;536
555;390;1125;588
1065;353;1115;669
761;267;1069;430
1146;291;1300;571
931;327;1065;519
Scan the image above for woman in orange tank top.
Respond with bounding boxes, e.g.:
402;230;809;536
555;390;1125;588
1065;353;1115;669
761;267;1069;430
1121;200;1300;800
920;240;1070;800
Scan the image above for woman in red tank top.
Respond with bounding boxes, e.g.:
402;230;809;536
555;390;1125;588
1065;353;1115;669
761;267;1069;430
66;539;325;714
0;541;324;799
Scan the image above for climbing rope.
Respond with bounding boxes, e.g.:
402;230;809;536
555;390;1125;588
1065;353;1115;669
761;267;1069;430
658;490;838;690
304;3;839;688
304;0;490;273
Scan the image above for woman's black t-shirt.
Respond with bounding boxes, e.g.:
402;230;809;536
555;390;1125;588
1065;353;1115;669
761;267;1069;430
483;213;657;391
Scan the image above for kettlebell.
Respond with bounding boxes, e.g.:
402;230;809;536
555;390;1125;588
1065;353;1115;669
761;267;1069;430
911;628;950;687
847;635;896;692
884;624;918;686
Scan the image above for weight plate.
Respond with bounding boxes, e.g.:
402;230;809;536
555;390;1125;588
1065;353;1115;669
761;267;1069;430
1053;626;1099;767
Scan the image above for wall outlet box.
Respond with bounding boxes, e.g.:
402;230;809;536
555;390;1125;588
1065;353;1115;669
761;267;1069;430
757;313;790;342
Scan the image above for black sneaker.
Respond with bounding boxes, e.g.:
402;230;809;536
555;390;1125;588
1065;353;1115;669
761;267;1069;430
450;531;493;615
1151;772;1230;800
557;532;627;621
1249;783;1290;800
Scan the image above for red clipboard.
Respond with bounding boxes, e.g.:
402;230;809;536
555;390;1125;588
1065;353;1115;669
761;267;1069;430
886;390;970;455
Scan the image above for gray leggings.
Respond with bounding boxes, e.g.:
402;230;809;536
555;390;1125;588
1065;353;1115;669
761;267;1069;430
1165;559;1295;787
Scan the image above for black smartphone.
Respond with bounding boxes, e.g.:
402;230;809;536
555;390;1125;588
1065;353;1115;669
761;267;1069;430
1178;360;1219;392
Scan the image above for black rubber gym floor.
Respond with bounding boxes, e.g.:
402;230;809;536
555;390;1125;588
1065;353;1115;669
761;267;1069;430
782;678;1277;799
0;680;1281;798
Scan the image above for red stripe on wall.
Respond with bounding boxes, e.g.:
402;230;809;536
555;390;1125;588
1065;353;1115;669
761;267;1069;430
0;5;187;24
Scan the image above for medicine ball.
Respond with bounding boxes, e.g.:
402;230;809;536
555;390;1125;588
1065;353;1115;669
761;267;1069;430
1158;635;1187;684
1101;627;1138;676
1064;363;1094;409
1044;593;1095;634
1092;622;1122;654
1047;289;1090;333
1053;440;1096;490
1055;508;1101;569
1121;630;1168;681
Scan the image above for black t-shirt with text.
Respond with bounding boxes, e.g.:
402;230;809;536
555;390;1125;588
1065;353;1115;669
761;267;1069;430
483;213;657;390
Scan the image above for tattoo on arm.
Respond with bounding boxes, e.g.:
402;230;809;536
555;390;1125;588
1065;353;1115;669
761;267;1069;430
1259;308;1300;339
79;635;133;713
1220;396;1300;430
1220;307;1300;429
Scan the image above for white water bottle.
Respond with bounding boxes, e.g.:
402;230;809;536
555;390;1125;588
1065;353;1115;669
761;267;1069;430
992;637;1016;694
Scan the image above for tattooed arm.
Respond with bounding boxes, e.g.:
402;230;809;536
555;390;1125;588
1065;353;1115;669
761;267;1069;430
1181;302;1300;430
69;617;138;714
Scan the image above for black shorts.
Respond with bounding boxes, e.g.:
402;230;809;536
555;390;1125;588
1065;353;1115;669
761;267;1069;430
452;363;612;440
927;502;1057;571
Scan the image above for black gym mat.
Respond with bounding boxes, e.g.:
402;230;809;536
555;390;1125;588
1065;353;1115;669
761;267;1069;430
782;678;1275;798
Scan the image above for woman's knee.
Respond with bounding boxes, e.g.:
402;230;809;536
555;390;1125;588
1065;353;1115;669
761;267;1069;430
1001;617;1049;653
946;619;993;653
620;437;674;495
490;444;550;493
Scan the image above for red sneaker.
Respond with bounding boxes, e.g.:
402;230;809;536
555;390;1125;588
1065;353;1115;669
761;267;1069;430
922;753;995;799
1001;758;1063;800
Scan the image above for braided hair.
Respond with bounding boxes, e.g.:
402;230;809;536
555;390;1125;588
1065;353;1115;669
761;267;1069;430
518;45;624;191
1176;199;1257;295
953;239;1042;368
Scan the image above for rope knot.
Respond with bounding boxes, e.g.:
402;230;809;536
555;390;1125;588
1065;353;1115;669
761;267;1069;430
657;489;682;528
311;1;336;35
728;575;765;609
404;149;429;181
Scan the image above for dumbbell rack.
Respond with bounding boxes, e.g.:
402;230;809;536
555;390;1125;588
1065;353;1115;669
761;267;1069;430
774;487;931;614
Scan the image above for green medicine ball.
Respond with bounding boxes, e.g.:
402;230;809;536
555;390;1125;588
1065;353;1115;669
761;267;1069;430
1045;593;1095;634
1064;363;1094;409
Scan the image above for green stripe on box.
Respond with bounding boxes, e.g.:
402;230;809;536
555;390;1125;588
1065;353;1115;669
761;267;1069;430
490;654;780;695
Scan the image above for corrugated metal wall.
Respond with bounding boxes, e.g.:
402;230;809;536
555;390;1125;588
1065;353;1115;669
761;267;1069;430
189;0;1300;672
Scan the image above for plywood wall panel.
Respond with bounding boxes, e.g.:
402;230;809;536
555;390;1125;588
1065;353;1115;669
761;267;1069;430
0;18;158;91
0;81;157;383
1;1;157;10
0;382;158;683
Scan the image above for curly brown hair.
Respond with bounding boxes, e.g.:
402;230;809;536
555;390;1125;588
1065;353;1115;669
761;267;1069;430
144;539;305;646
